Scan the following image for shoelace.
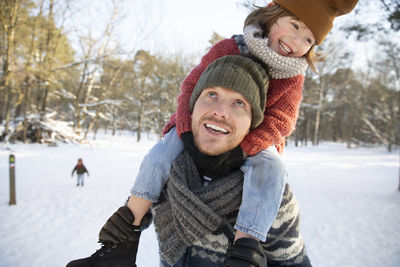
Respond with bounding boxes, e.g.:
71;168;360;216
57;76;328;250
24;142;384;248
92;242;118;257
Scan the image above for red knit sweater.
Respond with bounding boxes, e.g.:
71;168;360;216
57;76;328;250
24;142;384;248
162;38;304;155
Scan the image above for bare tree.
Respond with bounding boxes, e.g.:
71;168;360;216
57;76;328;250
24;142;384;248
71;0;121;134
0;0;20;136
83;58;124;139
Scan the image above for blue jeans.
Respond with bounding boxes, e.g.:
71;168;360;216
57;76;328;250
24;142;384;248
77;174;84;185
236;146;286;241
131;128;286;241
131;128;184;202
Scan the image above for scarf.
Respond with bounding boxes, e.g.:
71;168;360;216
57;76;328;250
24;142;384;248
152;151;243;265
181;132;244;179
242;24;308;79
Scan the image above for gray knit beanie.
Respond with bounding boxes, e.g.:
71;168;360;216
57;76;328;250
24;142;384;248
190;55;269;129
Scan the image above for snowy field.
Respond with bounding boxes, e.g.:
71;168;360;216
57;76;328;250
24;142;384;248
0;133;399;267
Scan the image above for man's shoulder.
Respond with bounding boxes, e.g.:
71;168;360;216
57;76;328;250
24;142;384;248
263;184;312;266
270;183;299;232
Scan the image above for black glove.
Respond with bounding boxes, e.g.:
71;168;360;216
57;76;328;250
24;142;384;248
181;132;245;179
224;238;268;267
98;205;152;244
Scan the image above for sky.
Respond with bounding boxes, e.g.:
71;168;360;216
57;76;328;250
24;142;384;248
119;0;249;56
0;130;399;267
66;0;376;69
66;0;250;58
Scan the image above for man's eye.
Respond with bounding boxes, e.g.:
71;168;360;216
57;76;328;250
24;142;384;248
207;91;217;98
234;100;244;107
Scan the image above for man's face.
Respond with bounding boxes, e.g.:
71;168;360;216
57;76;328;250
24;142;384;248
191;86;252;156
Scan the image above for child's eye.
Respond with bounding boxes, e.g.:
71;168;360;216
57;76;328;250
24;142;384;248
291;22;299;30
306;37;312;44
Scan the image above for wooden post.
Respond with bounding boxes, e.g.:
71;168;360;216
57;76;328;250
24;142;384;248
9;154;16;205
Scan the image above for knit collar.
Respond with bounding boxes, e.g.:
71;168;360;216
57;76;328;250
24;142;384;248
243;24;308;79
181;132;244;179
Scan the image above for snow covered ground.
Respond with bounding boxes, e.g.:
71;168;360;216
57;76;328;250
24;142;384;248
0;133;399;267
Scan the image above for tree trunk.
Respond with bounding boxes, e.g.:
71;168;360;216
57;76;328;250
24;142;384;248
313;83;324;146
112;106;116;136
74;67;87;131
0;0;19;137
137;110;142;142
93;120;99;140
84;107;100;139
4;91;12;137
22;77;32;143
38;0;54;121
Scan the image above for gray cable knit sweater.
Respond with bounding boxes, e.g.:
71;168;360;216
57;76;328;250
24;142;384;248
152;151;311;267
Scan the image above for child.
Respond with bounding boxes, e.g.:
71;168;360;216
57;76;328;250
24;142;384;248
71;158;89;186
67;0;358;265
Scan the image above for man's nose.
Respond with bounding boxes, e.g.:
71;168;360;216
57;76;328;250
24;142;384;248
212;100;229;119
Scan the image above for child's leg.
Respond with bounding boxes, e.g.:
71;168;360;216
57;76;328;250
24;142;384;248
129;127;184;222
235;146;286;242
77;174;83;185
127;195;153;225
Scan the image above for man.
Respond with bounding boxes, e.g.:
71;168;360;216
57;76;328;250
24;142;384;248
67;55;311;267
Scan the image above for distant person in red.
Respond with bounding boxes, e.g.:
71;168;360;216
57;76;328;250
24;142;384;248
71;158;89;186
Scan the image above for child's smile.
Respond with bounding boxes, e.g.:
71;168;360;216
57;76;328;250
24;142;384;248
279;40;292;54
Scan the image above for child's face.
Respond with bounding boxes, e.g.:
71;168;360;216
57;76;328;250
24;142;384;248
268;16;315;58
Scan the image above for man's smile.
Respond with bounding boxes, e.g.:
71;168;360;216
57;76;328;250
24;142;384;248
204;123;229;134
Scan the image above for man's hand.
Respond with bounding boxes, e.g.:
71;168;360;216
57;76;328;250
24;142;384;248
224;238;268;267
99;205;152;244
99;206;140;244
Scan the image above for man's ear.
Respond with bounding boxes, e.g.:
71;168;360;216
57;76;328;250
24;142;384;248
267;2;275;7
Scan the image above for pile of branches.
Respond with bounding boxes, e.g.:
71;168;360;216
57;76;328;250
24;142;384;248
1;113;83;145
